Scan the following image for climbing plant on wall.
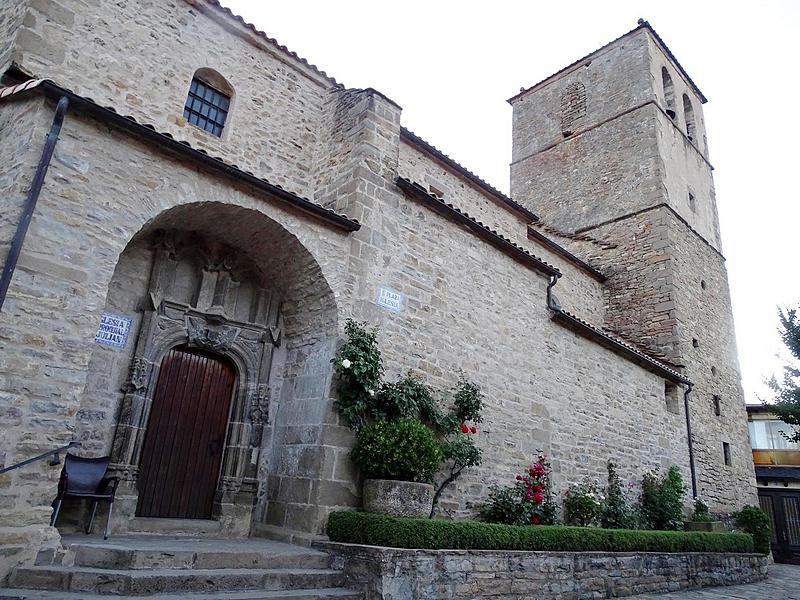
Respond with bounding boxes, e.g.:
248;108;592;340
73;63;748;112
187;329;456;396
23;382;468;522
332;319;485;517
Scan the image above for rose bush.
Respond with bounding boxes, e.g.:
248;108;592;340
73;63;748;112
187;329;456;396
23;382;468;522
480;452;557;526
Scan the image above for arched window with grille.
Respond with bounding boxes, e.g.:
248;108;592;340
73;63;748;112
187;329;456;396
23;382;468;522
184;68;234;137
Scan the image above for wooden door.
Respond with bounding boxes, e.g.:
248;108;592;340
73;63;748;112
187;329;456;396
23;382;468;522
136;347;235;519
759;489;800;564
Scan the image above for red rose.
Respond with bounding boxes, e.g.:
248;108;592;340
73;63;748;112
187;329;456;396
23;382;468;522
534;484;543;493
516;475;523;480
470;426;477;434
531;515;541;525
460;423;469;434
533;492;544;504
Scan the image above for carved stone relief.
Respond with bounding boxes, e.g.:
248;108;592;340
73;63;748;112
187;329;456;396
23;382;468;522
110;229;282;515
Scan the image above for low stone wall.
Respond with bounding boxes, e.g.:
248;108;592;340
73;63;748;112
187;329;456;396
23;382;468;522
317;542;768;600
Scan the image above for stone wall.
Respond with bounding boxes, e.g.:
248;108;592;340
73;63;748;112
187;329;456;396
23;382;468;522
510;28;652;163
511;104;665;235
398;140;526;243
321;542;768;600
0;99;354;575
11;0;335;199
0;97;72;579
0;0;755;581
0;0;28;75
508;23;755;511
667;212;756;507
0;96;46;280
398;138;607;322
343;166;691;516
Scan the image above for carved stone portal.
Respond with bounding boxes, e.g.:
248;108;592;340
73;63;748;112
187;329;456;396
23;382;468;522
110;230;282;520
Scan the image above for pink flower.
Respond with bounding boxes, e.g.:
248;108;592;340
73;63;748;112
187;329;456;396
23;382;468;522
533;492;544;504
516;475;523;481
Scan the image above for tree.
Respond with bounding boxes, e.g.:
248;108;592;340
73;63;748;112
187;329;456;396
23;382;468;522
769;307;800;442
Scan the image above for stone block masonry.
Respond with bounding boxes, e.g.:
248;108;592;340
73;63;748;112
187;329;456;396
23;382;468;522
0;0;756;583
321;542;768;600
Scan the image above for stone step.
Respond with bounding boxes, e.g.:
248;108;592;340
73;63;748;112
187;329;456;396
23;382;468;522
125;518;223;536
0;587;362;600
9;566;346;596
66;538;330;570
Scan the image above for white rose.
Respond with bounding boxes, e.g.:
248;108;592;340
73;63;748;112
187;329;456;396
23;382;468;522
341;359;352;369
368;389;375;397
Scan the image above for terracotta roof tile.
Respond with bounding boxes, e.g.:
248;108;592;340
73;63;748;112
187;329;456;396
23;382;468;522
552;306;689;384
396;177;559;278
0;78;359;232
400;127;540;223
202;0;340;88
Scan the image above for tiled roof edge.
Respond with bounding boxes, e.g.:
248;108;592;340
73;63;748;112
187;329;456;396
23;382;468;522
396;177;559;278
0;78;360;232
200;0;341;88
526;226;606;282
551;307;691;385
400;127;540;224
508;19;706;105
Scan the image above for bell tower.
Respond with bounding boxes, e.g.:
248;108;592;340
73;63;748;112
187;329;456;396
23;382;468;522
509;21;756;511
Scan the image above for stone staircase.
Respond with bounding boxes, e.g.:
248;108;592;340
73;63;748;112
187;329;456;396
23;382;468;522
1;535;361;599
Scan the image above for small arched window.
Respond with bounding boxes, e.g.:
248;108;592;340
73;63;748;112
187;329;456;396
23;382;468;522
683;94;696;142
661;67;675;119
184;68;234;137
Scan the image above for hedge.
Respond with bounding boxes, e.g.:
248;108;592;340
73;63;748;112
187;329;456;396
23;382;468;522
327;511;754;554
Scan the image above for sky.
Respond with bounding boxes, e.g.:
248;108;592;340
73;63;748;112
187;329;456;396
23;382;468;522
221;0;800;405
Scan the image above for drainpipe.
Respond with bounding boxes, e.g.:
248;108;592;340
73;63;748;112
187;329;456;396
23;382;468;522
0;95;69;313
684;382;698;498
546;274;561;310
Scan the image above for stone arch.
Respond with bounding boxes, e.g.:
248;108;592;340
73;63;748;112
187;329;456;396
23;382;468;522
662;67;676;119
193;67;235;98
683;93;696;142
185;67;236;137
76;201;340;535
560;81;587;136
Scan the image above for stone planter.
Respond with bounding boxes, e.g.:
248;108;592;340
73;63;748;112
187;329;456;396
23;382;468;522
684;520;724;532
363;479;434;518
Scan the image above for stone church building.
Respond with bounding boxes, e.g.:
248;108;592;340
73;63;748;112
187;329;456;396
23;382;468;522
0;0;756;579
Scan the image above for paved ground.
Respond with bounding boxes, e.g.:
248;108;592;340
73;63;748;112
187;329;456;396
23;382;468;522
633;563;800;599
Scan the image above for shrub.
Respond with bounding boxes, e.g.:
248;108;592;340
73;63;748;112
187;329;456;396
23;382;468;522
600;461;636;529
332;322;485;513
691;497;714;523
639;466;686;530
326;511;755;554
480;453;557;526
735;505;771;555
350;419;442;483
375;374;439;422
564;482;602;527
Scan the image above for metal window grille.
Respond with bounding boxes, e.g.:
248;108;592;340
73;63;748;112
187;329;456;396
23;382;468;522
184;78;230;137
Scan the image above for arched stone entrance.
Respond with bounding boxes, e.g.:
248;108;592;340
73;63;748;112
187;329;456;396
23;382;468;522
72;202;342;536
